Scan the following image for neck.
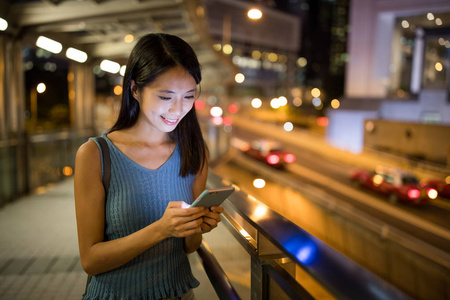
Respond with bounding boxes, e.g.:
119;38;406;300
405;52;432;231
128;127;171;145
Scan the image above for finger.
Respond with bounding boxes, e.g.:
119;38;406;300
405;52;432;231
179;226;203;237
203;211;222;222
209;206;224;214
167;201;185;208
171;207;207;220
200;223;211;233
168;202;206;215
180;206;208;216
175;217;203;232
200;221;218;233
202;215;219;228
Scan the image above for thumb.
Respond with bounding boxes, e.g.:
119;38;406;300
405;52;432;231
167;201;184;209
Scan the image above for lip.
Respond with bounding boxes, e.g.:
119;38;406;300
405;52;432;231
161;115;179;126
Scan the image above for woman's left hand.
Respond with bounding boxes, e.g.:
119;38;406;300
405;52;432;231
200;206;224;233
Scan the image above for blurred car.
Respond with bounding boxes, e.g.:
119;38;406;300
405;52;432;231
350;166;437;205
241;139;296;169
420;178;450;199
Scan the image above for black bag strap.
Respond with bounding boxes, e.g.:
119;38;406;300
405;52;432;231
85;136;111;295
96;136;111;196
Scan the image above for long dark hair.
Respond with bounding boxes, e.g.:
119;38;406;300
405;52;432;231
109;33;206;177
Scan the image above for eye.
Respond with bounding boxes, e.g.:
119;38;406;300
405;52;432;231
185;95;195;100
159;96;171;101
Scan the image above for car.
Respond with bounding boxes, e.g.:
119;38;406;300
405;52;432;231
350;166;438;205
420;178;450;199
240;139;296;169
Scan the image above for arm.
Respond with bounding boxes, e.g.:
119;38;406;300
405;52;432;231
184;153;209;253
75;140;206;276
184;149;225;253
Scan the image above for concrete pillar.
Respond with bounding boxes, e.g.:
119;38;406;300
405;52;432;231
0;36;6;139
69;63;96;132
4;37;25;135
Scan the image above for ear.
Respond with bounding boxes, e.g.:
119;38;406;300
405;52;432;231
130;80;139;100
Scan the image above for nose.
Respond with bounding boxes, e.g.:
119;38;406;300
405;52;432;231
169;98;183;114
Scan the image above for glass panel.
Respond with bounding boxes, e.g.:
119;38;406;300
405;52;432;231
0;145;16;205
388;18;414;99
422;35;450;90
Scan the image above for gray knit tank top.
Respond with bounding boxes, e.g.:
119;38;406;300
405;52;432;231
83;135;199;300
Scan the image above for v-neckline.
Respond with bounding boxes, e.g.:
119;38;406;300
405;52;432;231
103;134;177;171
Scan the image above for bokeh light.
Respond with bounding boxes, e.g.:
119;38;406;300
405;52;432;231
113;85;122;95
267;154;280;165
278;96;288;106
253;178;266;188
124;34;134;43
251;98;262;108
62;166;73;176
293;97;302;107
195;100;205;110
284;122;294;132
317;117;328;126
228;104;238;114
223;44;233;55
210;106;223;117
235;73;245;83
0;18;8;31
37;83;46;93
312;97;322;107
248;8;262;20
284;153;296;163
270;98;281;109
297;57;307;67
311;88;321;98
211;116;223;126
223;116;233;126
331;99;340;109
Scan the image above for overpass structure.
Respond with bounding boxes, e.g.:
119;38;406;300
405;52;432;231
0;1;447;299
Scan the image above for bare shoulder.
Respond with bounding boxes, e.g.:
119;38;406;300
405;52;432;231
76;139;101;167
74;139;103;195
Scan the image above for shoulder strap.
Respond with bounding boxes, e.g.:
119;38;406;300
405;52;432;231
85;136;111;293
97;136;111;196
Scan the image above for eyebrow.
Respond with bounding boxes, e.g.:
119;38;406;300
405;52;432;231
158;89;196;94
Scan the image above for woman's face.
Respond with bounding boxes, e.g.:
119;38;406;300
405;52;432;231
132;66;197;133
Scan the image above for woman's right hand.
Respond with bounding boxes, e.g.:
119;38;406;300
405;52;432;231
158;201;208;238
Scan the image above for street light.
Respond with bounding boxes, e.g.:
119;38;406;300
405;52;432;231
248;8;263;20
0;17;8;31
36;36;62;54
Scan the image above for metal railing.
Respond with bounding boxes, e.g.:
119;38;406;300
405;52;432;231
0;129;93;206
0;126;414;299
203;170;412;300
196;241;242;300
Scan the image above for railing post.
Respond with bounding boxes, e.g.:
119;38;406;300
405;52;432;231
251;255;269;300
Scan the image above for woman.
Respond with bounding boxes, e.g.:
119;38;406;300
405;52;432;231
74;33;223;299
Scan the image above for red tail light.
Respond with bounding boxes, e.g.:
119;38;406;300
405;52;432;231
267;154;280;165
407;189;420;199
284;153;296;163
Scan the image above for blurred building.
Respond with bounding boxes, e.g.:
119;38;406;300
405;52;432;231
0;0;301;203
203;0;301;101
327;0;450;165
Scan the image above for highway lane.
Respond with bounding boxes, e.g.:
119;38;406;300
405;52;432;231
215;149;450;255
225;121;450;254
232;123;450;229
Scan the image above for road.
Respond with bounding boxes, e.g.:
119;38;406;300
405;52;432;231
223;118;450;254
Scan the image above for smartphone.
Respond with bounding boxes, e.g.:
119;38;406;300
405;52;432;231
190;186;235;208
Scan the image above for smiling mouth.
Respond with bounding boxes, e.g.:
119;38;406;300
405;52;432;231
161;115;179;125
